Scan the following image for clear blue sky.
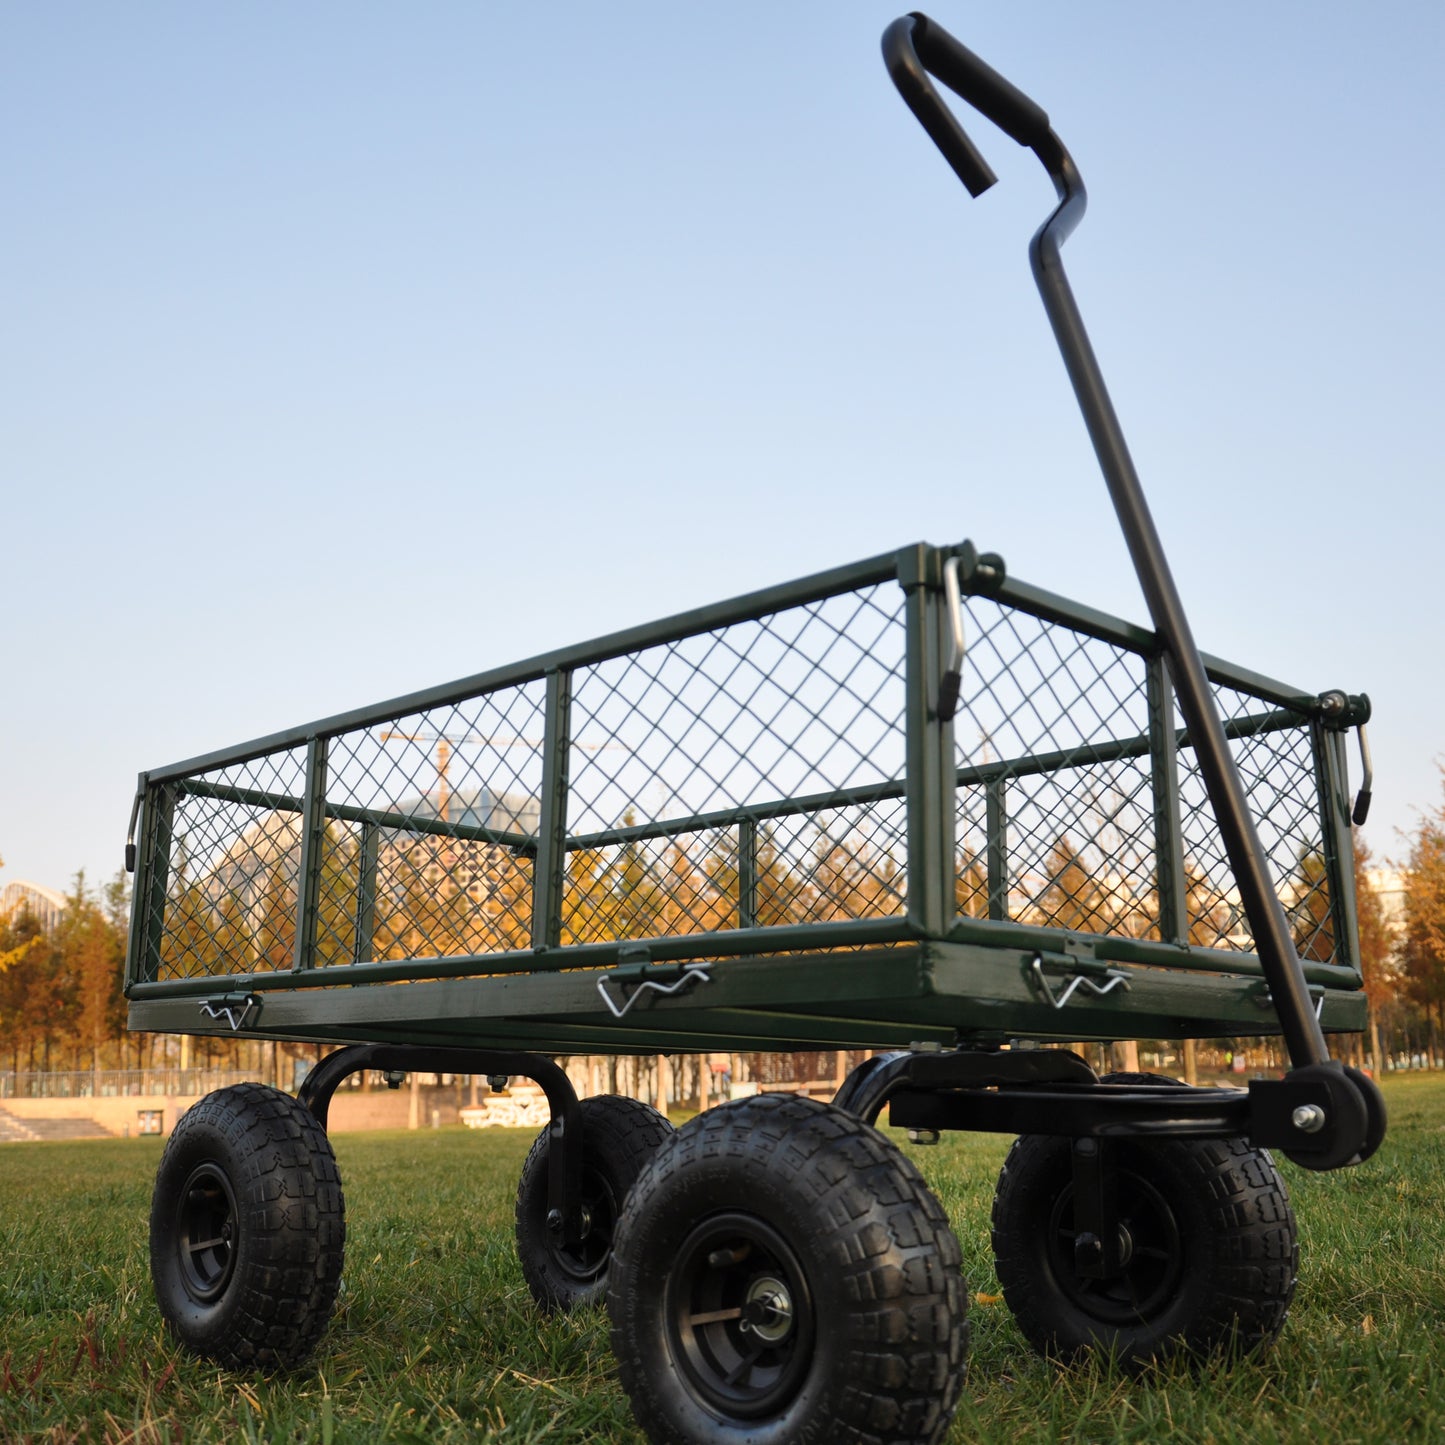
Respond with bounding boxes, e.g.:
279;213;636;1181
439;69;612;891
3;1;1441;894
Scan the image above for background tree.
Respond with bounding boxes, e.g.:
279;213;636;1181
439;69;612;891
812;834;902;923
0;850;40;983
1401;779;1445;1065
0;869;134;1076
754;825;811;928
63;873;129;1073
1352;831;1396;1075
956;853;989;921
1287;850;1334;963
1035;835;1109;933
1184;860;1230;949
0;906;46;1073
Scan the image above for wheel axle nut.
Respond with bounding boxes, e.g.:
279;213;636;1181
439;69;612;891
1292;1104;1327;1134
545;1206;590;1236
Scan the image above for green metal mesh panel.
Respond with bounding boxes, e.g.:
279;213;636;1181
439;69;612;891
952;597;1158;939
140;581;910;982
150;747;309;980
135;553;1338;988
564;583;909;939
146;684;546;981
952;595;1333;963
1178;683;1333;959
319;685;545;962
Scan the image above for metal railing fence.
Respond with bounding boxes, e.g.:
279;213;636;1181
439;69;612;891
0;1068;258;1100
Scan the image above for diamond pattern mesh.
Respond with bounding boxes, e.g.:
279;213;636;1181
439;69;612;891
563;586;908;940
151;748;309;980
567;588;905;833
1178;683;1333;957
953;598;1159;939
138;563;1340;984
952;596;1333;961
146;684;547;980
143;584;910;981
560;803;909;946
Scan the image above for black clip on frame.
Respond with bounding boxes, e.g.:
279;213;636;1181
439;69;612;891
883;13;1384;1162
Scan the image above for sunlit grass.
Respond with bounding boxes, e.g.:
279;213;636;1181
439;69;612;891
1;1075;1441;1442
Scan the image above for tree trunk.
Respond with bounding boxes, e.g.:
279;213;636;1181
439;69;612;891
1111;1040;1140;1073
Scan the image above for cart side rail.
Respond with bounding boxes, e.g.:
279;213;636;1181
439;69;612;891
125;544;1362;998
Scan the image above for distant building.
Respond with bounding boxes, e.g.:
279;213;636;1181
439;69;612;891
397;786;541;836
182;785;542;964
0;880;69;934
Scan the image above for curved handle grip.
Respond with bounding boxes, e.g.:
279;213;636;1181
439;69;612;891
882;13;1052;197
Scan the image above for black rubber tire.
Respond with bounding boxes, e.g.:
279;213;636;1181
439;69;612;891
1343;1064;1387;1162
515;1094;673;1313
149;1083;345;1371
991;1131;1297;1367
607;1094;968;1445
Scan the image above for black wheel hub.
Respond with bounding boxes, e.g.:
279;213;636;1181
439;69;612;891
545;1173;613;1284
665;1212;814;1421
176;1161;240;1304
1046;1168;1183;1325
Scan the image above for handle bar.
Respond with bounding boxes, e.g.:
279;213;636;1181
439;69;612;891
882;13;1050;196
883;13;1351;1084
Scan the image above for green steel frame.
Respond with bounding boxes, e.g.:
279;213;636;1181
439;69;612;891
123;540;1367;1055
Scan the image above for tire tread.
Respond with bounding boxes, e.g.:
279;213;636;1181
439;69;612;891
992;1129;1296;1365
515;1093;673;1313
609;1094;967;1445
150;1082;344;1371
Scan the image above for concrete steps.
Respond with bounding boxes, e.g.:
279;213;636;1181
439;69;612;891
0;1106;112;1142
0;1107;41;1142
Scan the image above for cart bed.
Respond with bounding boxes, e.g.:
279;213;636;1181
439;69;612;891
124;541;1366;1052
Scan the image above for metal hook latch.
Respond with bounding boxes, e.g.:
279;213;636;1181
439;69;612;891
199;994;261;1032
596;961;713;1020
938;543;1004;722
124;784;145;874
1028;954;1131;1010
1351;722;1373;826
939;553;967;722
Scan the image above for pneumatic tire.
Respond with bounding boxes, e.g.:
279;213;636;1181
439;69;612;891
149;1083;345;1371
515;1093;673;1313
991;1131;1297;1367
607;1094;968;1445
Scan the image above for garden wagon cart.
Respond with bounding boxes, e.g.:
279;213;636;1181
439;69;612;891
123;15;1385;1444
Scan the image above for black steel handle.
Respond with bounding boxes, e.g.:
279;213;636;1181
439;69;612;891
882;13;1051;197
883;13;1350;1088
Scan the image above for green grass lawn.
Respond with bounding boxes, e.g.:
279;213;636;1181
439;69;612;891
1;1074;1442;1444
